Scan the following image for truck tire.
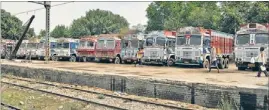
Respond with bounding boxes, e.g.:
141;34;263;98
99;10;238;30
52;55;58;61
114;56;121;64
69;55;76;62
238;67;246;70
82;57;87;62
167;58;174;67
224;58;229;68
218;58;225;69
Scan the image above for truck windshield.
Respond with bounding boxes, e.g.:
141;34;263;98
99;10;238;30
255;33;269;44
38;43;44;48
236;34;250;45
27;43;37;49
189;35;201;45
57;43;62;48
79;41;86;47
146;38;153;46
97;40;105;48
87;41;94;47
63;43;69;48
177;36;186;45
156;37;166;46
21;43;26;48
106;40;115;49
131;40;139;48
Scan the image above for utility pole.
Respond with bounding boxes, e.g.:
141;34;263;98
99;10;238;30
29;1;51;63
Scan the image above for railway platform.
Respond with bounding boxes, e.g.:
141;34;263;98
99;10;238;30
1;59;268;109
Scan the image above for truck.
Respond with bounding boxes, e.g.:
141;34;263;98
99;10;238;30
36;37;57;60
25;40;39;59
141;31;176;66
234;23;269;71
1;39;15;59
76;36;98;62
51;38;79;62
175;27;234;69
95;34;121;63
16;40;29;59
120;33;144;64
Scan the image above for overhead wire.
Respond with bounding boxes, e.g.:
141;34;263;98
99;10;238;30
13;1;74;16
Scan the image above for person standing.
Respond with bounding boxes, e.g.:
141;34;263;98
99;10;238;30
209;46;219;73
256;47;268;77
135;48;143;67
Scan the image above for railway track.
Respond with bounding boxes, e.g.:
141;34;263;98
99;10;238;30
1;102;21;110
1;81;127;110
3;76;194;110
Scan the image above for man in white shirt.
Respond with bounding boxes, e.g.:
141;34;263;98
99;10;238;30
209;46;219;73
257;47;268;77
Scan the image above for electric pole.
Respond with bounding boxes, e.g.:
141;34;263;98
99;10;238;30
29;1;51;63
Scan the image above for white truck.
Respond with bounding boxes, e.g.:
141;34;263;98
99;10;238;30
234;23;269;71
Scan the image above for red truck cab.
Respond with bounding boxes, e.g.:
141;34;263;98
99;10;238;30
95;34;121;63
76;36;98;62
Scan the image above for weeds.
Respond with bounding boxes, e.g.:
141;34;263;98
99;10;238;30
217;93;239;110
97;94;105;99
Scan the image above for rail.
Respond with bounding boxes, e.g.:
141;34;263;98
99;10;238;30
1;102;21;110
3;76;194;110
1;81;127;110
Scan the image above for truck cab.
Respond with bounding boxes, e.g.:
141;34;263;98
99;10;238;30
25;42;39;59
76;36;97;62
175;27;210;67
52;38;78;62
141;31;176;66
235;23;269;70
121;33;144;64
1;39;15;59
95;34;121;63
36;37;57;60
16;40;28;59
175;27;234;69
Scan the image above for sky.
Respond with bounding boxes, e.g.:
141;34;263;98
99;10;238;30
2;2;151;35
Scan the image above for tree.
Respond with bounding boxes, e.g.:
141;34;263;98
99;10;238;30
146;2;221;32
1;9;23;40
38;29;46;38
50;25;69;38
69;9;129;38
69;17;91;39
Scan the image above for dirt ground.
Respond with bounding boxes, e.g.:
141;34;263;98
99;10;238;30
1;59;268;88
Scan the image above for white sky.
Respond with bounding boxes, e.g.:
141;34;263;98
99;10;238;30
2;2;151;34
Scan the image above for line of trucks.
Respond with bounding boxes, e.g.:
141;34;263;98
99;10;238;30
1;23;268;71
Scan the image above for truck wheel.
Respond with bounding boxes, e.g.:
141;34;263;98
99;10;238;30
224;58;229;68
83;57;87;62
167;58;174;67
114;57;121;64
218;58;225;69
238;67;246;70
69;56;76;62
52;56;58;61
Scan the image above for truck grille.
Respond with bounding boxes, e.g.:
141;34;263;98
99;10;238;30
245;51;258;57
183;51;192;59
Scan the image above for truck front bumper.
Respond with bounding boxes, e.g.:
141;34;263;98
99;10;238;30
175;59;202;66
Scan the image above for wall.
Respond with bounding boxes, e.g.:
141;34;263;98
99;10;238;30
1;64;268;109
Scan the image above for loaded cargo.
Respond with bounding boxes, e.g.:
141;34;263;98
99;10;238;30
175;27;234;69
234;23;269;71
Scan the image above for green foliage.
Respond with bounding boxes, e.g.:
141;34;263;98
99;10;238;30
1;9;23;40
217;94;239;110
38;29;46;38
50;25;69;38
69;17;91;39
146;1;269;34
69;9;129;38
